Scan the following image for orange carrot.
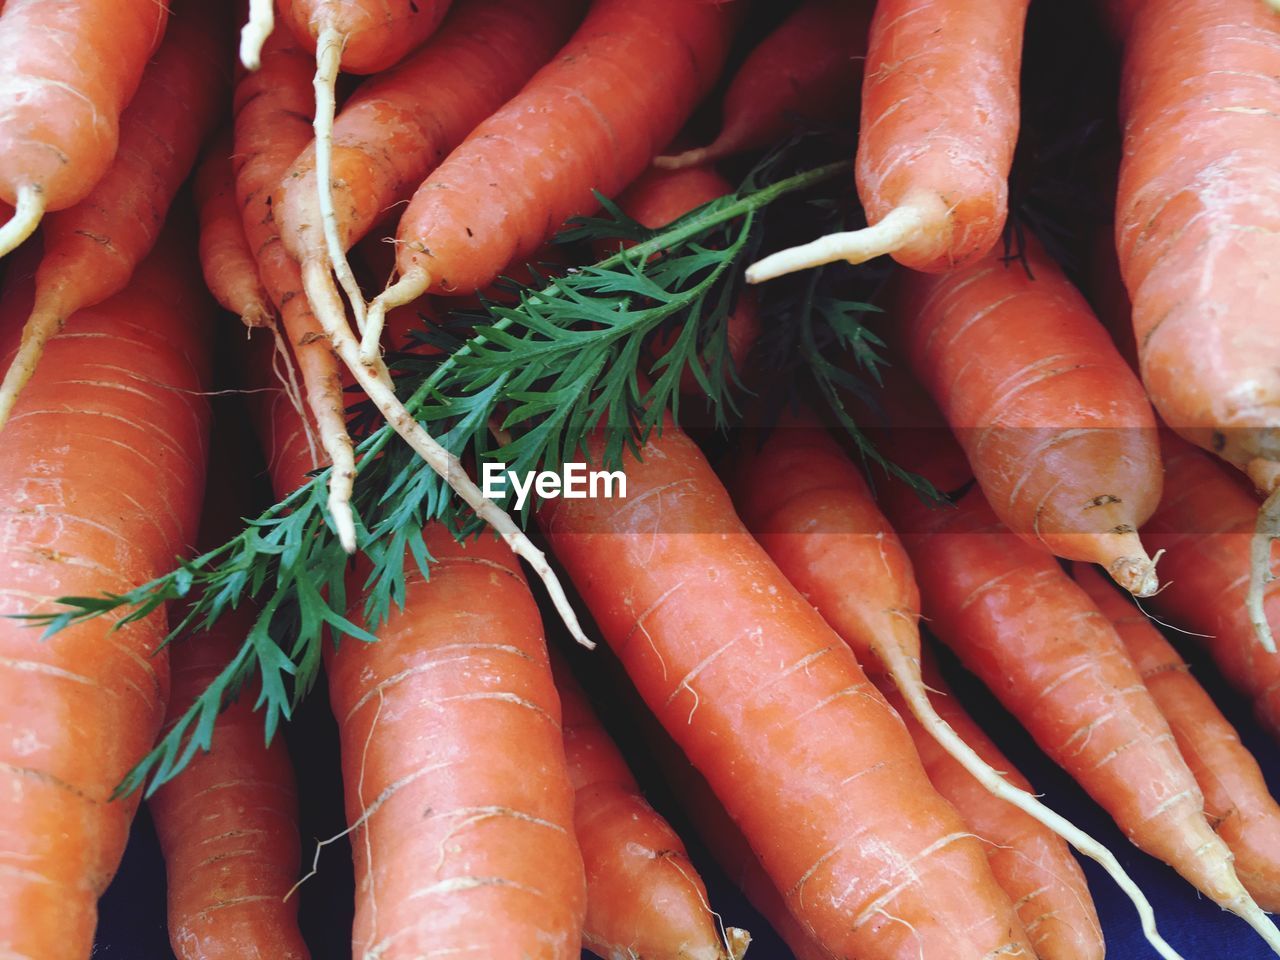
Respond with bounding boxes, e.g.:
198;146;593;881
746;0;1027;282
1075;561;1280;913
896;237;1164;596
279;0;583;359
551;653;740;960
0;0;228;429
884;476;1277;953
1113;0;1280;643
1142;431;1280;738
0;0;170;255
234;29;357;552
0;230;213;960
731;414;1123;960
656;0;873;170
607;165;760;396
366;0;738;333
541;418;1034;960
874;659;1103;960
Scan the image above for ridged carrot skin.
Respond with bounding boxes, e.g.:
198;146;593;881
874;664;1104;960
610;166;760;396
551;654;730;960
1075;562;1280;912
150;607;309;960
278;0;450;73
856;0;1027;271
329;529;586;960
0;0;229;429
195;131;275;328
1142;432;1280;736
0;0;169;244
885;480;1260;922
732;419;1103;960
0;234;213;959
658;0;873;169
385;0;737;297
542;420;1032;960
897;237;1164;596
278;0;584;268
1114;0;1280;488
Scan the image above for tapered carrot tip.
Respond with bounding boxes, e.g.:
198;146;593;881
745;196;945;283
0;184;44;258
654;146;713;170
239;0;275;71
725;927;751;959
1110;551;1161;599
1248;468;1279;654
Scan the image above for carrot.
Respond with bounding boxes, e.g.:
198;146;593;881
883;476;1277;954
651;734;829;960
280;0;584;357
655;0;873;170
0;230;213;960
1074;561;1280;913
0;0;228;431
896;236;1164;596
606;165;760;397
745;0;1027;282
365;0;738;340
730;413;1125;960
150;437;308;960
0;0;170;256
234;29;358;553
329;527;586;959
1141;431;1280;739
551;653;741;960
874;656;1104;960
1112;0;1280;643
541;418;1034;960
279;0;451;333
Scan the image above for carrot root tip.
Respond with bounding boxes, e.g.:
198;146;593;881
0;305;61;432
654;146;712;171
1248;483;1280;654
239;0;275;70
0;184;45;259
1108;550;1162;599
725;926;751;960
744;202;930;283
362;267;430;365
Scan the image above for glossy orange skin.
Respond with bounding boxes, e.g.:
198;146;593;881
542;422;1031;960
856;0;1027;271
396;0;738;295
0;236;212;959
1142;432;1280;736
611;165;761;396
279;0;585;265
1115;0;1280;476
0;0;168;211
898;238;1162;568
552;656;724;960
699;0;872;162
150;612;309;960
1077;562;1280;912
34;1;230;327
278;0;451;72
886;481;1243;907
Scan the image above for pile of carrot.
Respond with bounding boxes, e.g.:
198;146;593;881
1;2;1279;959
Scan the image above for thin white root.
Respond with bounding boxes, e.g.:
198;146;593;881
363;267;430;365
239;0;275;71
745;204;928;284
1248;485;1280;654
1234;896;1280;954
653;146;711;171
265;319;319;467
312;26;368;333
0;304;60;432
0;184;44;258
304;261;594;649
880;646;1186;960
